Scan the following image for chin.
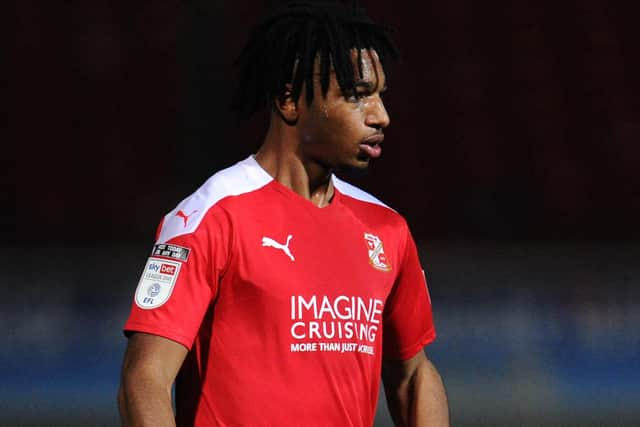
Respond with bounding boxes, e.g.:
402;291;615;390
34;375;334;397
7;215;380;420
355;153;373;167
336;158;371;179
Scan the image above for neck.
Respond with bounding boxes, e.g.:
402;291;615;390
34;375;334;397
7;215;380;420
255;119;334;208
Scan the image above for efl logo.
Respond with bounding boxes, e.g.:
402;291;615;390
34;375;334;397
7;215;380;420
135;257;181;310
160;264;176;275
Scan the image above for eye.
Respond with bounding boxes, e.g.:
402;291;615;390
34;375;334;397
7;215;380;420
346;91;367;102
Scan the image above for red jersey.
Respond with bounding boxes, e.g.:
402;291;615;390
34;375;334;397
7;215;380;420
124;156;436;426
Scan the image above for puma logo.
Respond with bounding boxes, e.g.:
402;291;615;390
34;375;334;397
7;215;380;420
261;234;295;261
175;209;198;227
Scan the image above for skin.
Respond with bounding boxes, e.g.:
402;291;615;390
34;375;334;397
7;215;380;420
119;49;449;426
382;351;450;427
119;333;186;427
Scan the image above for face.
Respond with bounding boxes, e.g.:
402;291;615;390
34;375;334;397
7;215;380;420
294;49;390;171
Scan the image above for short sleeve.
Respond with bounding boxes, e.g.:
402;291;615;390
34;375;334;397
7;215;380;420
382;226;436;360
123;206;232;349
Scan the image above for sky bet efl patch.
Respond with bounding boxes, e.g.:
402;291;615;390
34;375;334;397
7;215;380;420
135;257;181;309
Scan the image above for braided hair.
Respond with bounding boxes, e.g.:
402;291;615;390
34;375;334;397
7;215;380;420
232;0;399;117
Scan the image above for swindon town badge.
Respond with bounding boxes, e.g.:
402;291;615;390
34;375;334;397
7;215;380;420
364;232;391;272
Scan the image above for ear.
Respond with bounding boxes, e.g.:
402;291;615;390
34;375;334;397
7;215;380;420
274;84;299;125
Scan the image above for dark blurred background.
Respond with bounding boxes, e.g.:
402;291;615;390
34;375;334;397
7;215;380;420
3;1;639;426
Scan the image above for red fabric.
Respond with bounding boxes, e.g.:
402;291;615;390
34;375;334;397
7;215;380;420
124;178;435;426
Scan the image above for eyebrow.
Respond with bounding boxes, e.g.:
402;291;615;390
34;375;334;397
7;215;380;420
354;80;387;92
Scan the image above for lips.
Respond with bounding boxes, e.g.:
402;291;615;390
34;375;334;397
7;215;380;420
360;133;384;159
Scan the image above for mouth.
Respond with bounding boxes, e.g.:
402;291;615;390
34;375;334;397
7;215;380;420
359;133;384;159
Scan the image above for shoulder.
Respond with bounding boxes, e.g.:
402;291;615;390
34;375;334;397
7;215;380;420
332;175;392;210
332;175;408;229
156;156;273;243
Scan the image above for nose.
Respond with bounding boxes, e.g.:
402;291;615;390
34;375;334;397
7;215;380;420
365;95;390;130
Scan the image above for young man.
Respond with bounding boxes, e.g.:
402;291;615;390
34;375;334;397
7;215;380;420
118;1;449;426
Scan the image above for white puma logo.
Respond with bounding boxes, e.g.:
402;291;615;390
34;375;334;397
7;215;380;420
261;234;295;261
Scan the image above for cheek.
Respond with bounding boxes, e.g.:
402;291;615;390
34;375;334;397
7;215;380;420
326;106;362;133
324;117;352;139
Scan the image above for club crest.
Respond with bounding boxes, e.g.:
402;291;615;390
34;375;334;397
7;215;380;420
364;233;391;272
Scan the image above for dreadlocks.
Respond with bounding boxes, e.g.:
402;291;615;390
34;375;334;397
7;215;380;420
233;0;399;118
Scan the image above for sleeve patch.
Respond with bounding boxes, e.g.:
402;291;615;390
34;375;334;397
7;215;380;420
134;257;182;309
152;243;190;261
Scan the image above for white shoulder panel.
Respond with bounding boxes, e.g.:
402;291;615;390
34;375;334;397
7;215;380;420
331;175;394;211
157;156;273;243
